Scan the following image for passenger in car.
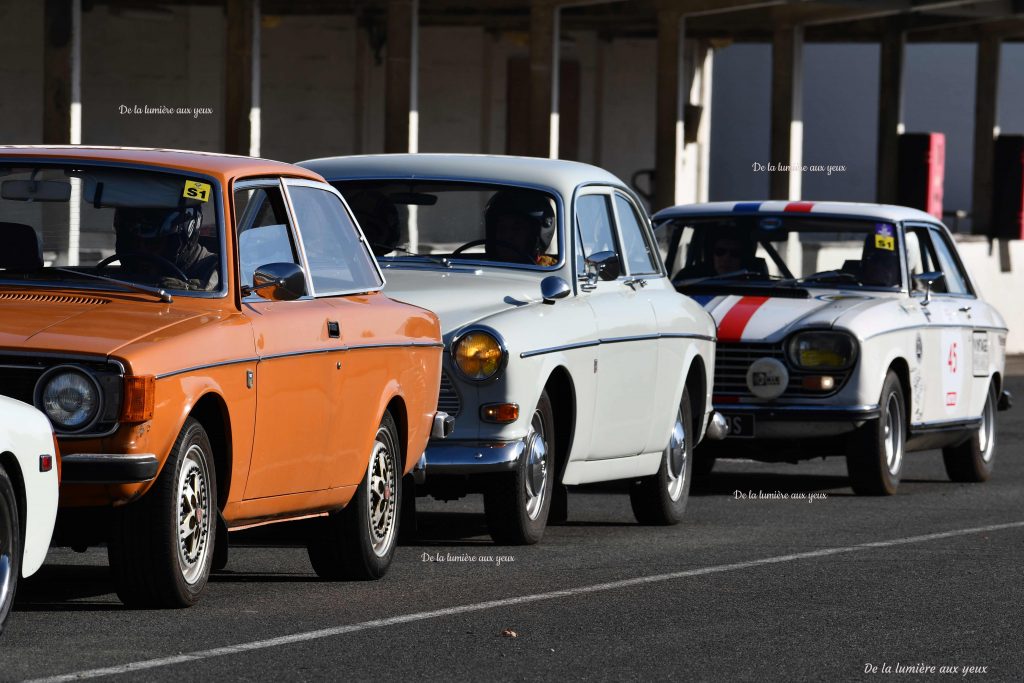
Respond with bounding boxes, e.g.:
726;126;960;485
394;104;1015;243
348;190;401;257
484;189;557;266
112;205;220;290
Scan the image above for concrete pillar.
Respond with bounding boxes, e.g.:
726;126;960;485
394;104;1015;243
384;0;418;154
43;0;81;266
592;35;607;166
224;0;254;156
769;25;804;201
876;26;904;204
971;36;1000;235
693;42;714;204
655;7;684;211
353;11;369;155
249;0;261;157
528;0;560;159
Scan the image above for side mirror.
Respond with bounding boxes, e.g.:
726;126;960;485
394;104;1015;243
245;262;307;301
587;251;621;282
913;271;943;306
540;275;571;304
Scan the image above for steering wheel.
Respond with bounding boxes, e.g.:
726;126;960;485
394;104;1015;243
96;251;190;282
451;238;536;264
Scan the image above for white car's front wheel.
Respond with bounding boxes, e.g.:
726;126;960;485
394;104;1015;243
484;390;555;545
846;370;905;496
0;467;20;634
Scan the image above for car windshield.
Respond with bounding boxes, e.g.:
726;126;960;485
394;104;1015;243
660;215;904;292
332;181;561;269
0;162;223;296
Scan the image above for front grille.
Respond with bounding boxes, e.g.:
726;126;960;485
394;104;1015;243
437;371;462;417
714;342;851;399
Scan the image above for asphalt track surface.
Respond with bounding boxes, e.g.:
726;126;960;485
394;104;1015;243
3;366;1023;681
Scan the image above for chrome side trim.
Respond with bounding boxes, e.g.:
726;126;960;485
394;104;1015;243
154;341;443;379
520;332;715;359
910;417;983;434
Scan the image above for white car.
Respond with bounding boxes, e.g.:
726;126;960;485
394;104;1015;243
653;201;1011;495
0;396;59;634
301;154;723;544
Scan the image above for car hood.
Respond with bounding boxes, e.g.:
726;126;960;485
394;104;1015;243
695;291;892;342
381;267;546;334
0;292;216;357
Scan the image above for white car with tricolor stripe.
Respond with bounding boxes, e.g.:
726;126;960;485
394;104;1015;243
653;200;1011;495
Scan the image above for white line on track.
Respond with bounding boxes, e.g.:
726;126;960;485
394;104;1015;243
27;520;1024;683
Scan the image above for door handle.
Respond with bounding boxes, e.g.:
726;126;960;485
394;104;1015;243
327;320;341;338
623;277;647;290
958;306;972;314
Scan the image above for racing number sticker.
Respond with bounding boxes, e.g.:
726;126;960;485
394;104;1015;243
183;180;211;202
874;223;895;251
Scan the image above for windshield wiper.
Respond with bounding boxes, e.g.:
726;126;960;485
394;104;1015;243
797;270;859;285
53;267;173;303
376;244;451;268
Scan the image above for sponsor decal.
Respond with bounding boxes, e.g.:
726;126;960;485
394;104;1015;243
972;331;989;377
946;391;958;407
183;179;211;202
746;357;789;399
874;223;895;251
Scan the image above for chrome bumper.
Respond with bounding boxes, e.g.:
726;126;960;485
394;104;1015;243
420;439;527;476
704;411;729;441
432;411;455;439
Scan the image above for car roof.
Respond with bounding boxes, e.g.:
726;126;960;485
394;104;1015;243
653;200;943;225
299;153;626;195
0;146;323;183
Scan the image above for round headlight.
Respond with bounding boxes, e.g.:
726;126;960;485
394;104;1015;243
453;329;506;381
36;366;101;432
787;331;857;370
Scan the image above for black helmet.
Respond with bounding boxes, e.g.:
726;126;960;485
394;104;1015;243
484;189;556;254
114;205;202;264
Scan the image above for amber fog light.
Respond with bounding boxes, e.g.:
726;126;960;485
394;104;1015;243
801;375;836;391
481;403;519;423
452;329;506;382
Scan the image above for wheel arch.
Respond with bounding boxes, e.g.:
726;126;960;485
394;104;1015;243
887;356;912;426
0;453;25;561
542;365;576;483
188;392;232;510
684;354;709;440
384;394;409;469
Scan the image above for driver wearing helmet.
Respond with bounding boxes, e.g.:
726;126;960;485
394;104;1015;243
484;190;557;266
112;205;219;291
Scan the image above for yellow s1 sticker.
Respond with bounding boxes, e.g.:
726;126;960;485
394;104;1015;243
875;234;895;250
183;180;212;202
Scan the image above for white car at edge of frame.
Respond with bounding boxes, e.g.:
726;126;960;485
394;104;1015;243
1;395;59;634
300;154;724;544
653;200;1012;495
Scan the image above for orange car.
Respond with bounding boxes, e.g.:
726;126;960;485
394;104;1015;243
0;146;449;607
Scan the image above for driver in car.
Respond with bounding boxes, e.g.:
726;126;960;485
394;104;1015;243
676;227;759;279
111;205;219;291
484;190;557;266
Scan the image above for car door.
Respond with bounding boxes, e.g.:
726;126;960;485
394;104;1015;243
608;190;683;453
574;188;659;459
282;178;388;490
906;223;973;422
236;179;342;499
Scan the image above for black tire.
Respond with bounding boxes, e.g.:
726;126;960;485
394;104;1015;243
630;387;693;525
846;370;905;496
307;411;401;580
943;382;997;483
693;452;716;477
108;418;217;608
484;390;555;545
0;467;21;635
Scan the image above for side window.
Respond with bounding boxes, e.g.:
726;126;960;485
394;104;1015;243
575;193;617;276
235;185;299;290
927;227;970;295
287;185;383;295
614;194;659;275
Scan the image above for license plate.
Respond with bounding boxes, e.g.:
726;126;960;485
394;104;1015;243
723;413;755;438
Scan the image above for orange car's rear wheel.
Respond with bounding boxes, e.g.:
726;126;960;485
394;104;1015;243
108;418;217;608
307;410;401;580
